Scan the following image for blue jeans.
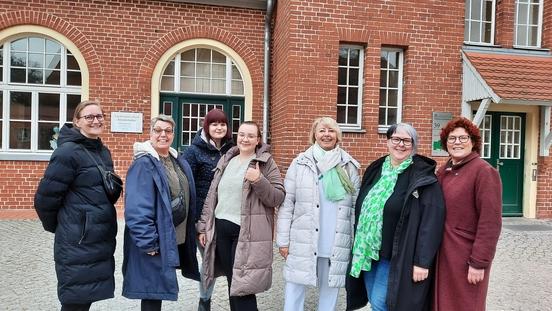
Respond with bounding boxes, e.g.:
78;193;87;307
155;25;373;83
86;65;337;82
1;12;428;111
363;259;390;311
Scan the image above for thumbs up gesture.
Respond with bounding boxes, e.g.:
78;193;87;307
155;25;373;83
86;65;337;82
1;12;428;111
245;162;262;182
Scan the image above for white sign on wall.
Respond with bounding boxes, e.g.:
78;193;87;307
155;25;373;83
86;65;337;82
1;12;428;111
431;112;453;156
110;112;143;133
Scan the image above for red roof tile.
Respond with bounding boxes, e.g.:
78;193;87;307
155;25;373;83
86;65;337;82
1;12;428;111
465;51;552;102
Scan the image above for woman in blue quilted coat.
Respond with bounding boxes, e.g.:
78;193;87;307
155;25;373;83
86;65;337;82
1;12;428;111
182;108;233;311
34;100;120;311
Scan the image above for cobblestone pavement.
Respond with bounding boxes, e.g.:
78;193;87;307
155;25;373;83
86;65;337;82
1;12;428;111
1;217;551;310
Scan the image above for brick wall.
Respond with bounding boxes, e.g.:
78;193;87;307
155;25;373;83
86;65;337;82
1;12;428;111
271;0;465;169
0;0;266;210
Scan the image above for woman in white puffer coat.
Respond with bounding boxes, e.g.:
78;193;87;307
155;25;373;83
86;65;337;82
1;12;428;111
276;117;360;311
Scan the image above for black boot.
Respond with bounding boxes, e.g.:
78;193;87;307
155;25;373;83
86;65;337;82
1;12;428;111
198;298;211;311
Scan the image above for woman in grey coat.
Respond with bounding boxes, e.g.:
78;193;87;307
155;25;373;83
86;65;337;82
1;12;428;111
276;117;360;311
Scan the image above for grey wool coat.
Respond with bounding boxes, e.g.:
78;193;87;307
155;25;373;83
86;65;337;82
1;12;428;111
276;146;360;288
196;143;285;296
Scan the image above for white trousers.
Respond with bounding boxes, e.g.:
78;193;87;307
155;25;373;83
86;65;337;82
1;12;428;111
283;257;340;311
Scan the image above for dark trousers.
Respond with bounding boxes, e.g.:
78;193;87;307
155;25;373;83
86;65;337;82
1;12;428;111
141;299;162;311
60;303;91;311
215;218;258;311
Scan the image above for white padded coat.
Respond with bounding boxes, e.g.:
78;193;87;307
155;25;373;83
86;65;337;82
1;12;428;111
276;147;360;288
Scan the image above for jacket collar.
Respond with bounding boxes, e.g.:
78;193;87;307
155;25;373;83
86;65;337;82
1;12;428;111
298;145;360;169
132;140;178;160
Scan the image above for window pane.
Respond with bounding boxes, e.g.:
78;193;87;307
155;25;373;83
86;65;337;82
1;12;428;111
29;53;43;68
45;70;61;85
212;50;225;63
378;107;386;125
349;69;359;85
197;78;210;92
10;92;32;119
232;65;242;80
380;52;388;68
11;68;26;83
380;70;388;87
483;22;493;43
67;95;81;122
161;77;174;91
181;62;194;76
349;49;360;66
379;89;387;107
182;49;195;61
38;123;59;150
530;4;539;24
348;87;358;105
67;71;82;86
66;54;79;70
9;121;31;149
181;77;194;92
470;21;481;42
388;90;398;107
39;93;60;121
28;68;43;84
338;67;347;85
484;0;493;21
212;64;225;79
388;71;399;88
231;81;244;95
196;63;209;78
46;40;61;53
197;48;210;62
337;105;346;124
11;38;27;51
212;79;225;93
464;20;470;40
517;25;527;45
163;60;175;75
388;52;399;70
472;0;482;19
387;107;397;124
347;106;357;124
45;54;61;70
339;48;348;66
337;87;346;105
11;52;26;67
29;37;44;53
529;26;538;46
518;3;528;24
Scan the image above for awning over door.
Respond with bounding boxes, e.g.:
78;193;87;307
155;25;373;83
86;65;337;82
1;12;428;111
461;50;552;155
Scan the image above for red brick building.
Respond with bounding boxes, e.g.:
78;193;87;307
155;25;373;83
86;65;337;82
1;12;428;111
0;0;551;218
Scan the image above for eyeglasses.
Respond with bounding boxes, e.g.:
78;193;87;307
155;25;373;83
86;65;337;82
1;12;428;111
389;136;413;147
238;132;257;140
79;114;105;122
447;135;470;144
152;127;174;135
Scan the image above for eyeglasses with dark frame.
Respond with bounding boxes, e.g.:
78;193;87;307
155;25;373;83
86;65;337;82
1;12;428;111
447;135;470;144
79;114;105;123
152;127;174;135
389;136;413;147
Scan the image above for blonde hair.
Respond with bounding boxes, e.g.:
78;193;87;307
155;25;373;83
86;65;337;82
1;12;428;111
308;117;342;145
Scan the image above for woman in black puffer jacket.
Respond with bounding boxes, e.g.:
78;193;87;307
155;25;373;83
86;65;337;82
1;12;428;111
34;100;120;311
182;108;233;310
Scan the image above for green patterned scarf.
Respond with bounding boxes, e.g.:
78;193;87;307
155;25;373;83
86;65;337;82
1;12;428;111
312;143;355;202
350;155;413;277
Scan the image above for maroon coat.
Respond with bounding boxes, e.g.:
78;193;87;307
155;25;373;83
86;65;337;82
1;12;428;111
434;152;502;311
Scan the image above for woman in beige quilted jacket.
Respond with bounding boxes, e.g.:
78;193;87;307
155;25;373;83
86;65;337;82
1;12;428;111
196;121;285;311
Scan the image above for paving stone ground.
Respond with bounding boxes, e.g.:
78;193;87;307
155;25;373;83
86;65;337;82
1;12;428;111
1;217;551;310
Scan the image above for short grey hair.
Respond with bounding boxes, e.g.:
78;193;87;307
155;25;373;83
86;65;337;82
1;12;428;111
386;123;418;154
151;114;175;131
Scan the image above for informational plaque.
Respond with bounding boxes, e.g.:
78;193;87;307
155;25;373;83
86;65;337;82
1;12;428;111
431;112;453;156
110;112;143;133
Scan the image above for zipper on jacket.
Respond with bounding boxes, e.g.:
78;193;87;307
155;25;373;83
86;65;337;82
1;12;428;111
78;212;88;244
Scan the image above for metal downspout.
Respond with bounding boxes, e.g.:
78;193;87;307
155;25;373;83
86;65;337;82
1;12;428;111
262;0;274;143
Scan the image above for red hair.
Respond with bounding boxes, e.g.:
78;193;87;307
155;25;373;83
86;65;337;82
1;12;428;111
203;109;231;141
440;117;482;154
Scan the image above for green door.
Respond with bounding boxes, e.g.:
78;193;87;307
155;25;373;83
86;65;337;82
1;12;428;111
160;94;244;152
479;112;525;216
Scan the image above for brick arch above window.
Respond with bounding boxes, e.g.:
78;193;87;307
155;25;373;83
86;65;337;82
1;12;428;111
0;11;101;90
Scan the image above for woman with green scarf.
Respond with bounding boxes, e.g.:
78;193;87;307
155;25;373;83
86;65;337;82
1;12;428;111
276;117;360;311
345;123;445;311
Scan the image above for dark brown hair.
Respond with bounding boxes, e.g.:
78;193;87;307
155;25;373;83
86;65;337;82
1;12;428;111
239;121;263;147
440;117;482;154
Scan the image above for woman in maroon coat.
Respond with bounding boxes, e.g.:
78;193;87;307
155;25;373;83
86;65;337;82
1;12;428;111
434;117;502;311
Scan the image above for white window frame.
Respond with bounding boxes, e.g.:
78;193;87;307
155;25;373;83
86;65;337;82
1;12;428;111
337;44;364;130
378;48;404;133
514;0;544;48
161;48;244;96
0;36;81;160
464;0;496;45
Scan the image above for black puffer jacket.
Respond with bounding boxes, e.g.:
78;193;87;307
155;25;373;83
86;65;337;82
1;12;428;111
34;124;118;304
182;129;233;220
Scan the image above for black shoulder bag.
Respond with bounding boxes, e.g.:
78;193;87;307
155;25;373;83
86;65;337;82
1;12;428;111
81;146;123;204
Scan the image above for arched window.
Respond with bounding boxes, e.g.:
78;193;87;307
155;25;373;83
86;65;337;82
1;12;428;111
0;36;82;156
160;47;245;149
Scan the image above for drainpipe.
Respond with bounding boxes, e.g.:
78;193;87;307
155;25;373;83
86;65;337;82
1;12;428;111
262;0;275;143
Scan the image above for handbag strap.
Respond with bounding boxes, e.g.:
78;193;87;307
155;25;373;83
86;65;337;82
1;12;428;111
80;145;106;169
